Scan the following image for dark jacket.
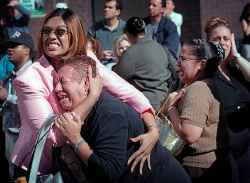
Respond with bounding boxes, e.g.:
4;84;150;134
82;91;191;183
203;66;250;183
144;16;180;59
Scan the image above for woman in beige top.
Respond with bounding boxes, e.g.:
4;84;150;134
165;40;223;181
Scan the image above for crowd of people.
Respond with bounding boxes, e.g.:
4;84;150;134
0;0;249;183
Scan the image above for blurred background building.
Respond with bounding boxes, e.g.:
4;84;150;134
19;0;250;47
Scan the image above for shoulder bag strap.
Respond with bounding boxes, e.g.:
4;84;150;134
28;116;55;183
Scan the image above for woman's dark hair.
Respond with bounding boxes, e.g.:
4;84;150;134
124;17;145;37
182;39;225;79
240;3;250;23
182;39;224;60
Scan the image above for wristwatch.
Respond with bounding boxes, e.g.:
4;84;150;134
73;138;86;153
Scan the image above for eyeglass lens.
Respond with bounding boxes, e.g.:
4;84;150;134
42;27;68;37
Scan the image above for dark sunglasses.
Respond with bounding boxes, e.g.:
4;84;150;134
41;27;69;37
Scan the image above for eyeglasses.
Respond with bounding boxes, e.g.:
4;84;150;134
178;56;203;63
41;27;69;38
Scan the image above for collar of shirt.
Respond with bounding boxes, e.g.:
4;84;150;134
103;19;123;32
15;60;32;77
145;23;159;40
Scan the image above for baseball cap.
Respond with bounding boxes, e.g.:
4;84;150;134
5;31;35;52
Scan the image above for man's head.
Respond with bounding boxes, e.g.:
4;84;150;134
5;31;34;69
54;55;96;111
148;0;163;20
104;0;122;20
165;0;175;15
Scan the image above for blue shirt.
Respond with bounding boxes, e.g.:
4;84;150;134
0;55;14;81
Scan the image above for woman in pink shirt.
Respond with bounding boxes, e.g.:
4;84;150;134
11;8;159;176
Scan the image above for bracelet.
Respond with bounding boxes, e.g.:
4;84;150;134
73;138;86;153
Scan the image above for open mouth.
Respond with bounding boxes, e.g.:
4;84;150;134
58;97;71;110
56;92;71;109
59;97;69;104
47;42;60;50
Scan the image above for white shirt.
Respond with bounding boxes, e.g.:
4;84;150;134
168;11;183;36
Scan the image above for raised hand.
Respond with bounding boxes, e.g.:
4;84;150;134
230;33;239;58
128;127;159;174
55;112;83;144
164;89;185;113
